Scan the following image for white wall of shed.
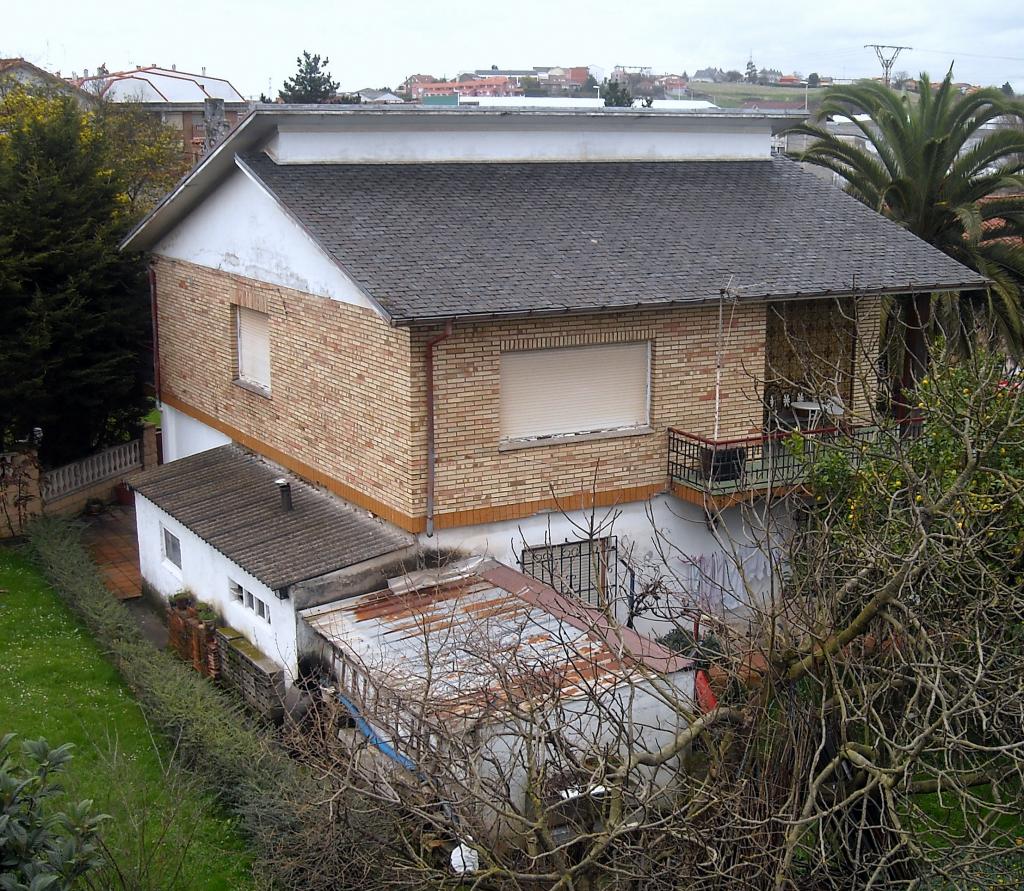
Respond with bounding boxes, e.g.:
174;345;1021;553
264;114;772;164
421;493;775;640
153;165;377;311
480;668;696;816
159;403;231;462
135;493;299;684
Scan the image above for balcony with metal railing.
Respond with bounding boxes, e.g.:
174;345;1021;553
667;424;882;507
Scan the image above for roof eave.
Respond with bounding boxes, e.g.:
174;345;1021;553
390;279;991;327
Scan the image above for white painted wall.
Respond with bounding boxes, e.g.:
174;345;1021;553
135;493;300;684
160;403;230;462
153;162;377;311
422;493;777;639
264;114;772;164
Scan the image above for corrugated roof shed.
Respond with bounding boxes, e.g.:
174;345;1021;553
240;152;987;324
131;445;412;591
302;557;691;719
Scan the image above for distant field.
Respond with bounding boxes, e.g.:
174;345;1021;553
686;81;827;111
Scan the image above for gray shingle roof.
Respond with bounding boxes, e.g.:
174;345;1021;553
131;445;412;591
240;152;987;325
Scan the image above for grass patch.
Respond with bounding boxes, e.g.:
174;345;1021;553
0;547;255;890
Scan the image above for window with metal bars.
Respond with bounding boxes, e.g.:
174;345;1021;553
519;536;619;608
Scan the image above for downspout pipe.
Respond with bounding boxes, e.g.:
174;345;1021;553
148;263;162;402
425;320;454;538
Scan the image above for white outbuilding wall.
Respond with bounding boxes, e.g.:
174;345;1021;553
423;493;776;639
135;492;300;684
160;403;231;462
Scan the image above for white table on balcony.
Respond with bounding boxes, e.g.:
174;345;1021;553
790;399;844;430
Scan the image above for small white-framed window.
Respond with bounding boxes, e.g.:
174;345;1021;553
254;597;270;624
500;342;650;443
161;526;182;571
233;579;271;624
235;306;271;392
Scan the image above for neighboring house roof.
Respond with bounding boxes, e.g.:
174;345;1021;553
302;556;691;721
238;151;987;325
75;66;246;103
0;58;96;104
131;444;412;591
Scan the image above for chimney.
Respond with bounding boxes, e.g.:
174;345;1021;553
171;63;176;71
275;478;293;512
202;98;229;155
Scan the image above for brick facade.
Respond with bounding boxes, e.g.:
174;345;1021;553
414;303;768;524
156;259;879;533
764;297;881;422
154;258;418;525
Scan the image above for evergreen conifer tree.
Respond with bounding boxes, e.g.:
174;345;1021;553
0;94;150;465
278;52;340;103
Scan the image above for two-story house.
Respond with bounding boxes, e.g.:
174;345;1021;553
122;105;985;686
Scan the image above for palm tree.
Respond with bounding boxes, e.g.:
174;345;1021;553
787;72;1024;391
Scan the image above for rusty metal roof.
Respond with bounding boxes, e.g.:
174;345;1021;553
131;444;413;591
301;556;691;719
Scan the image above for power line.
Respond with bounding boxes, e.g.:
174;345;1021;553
864;44;912;87
910;47;1024;64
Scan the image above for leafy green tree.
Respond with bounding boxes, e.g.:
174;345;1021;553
0;735;108;890
90;98;190;216
278;51;339;104
0;91;151;465
601;80;633;107
807;71;820;88
745;60;758;83
725;69;743;83
787;71;1024;387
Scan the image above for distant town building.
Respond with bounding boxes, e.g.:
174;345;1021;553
409;77;521;100
355;88;404;104
72;65;250;163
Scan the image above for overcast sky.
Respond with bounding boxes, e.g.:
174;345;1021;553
7;0;1024;97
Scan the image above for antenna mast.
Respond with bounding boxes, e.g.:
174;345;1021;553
864;44;912;87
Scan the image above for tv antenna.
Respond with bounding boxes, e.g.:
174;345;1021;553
864;44;911;87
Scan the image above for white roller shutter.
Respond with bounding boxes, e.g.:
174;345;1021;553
237;307;271;390
500;342;650;441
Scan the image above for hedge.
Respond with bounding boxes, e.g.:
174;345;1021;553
25;518;403;889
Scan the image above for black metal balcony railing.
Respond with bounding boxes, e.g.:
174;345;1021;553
667;424;883;497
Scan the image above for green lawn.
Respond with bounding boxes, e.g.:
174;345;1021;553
0;548;256;890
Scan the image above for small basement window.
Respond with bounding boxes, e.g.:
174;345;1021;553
235;306;271;392
500;342;650;443
162;527;182;570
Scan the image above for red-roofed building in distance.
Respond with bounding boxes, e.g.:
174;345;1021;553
409;76;521;100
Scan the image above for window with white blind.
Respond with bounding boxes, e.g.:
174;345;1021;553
235;306;271;392
500;342;650;442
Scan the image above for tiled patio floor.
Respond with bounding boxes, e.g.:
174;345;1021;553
83;503;142;600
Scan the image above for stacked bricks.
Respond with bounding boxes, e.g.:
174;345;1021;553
167;605;219;678
216;627;286;722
